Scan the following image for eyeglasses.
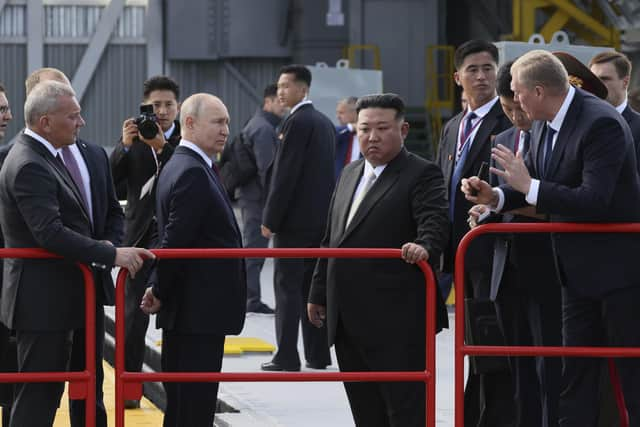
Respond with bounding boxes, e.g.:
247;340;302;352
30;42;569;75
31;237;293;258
0;106;10;115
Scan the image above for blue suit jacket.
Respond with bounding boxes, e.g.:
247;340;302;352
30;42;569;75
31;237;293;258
334;126;360;181
502;88;640;297
152;146;246;334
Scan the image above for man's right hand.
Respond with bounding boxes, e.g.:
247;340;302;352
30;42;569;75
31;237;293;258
122;118;138;148
461;176;497;206
114;247;155;279
307;303;326;328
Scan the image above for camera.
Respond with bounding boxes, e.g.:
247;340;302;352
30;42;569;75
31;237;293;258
134;104;158;139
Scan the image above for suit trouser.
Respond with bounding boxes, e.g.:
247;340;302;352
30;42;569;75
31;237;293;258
0;323;14;426
495;264;562;427
271;231;331;368
334;319;425;427
463;269;514;427
560;285;640;427
238;198;269;309
161;331;224;427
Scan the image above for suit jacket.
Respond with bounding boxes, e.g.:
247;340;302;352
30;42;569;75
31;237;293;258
622;105;640;176
0;134;116;330
488;127;560;302
110;121;181;246
502;88;640;297
436;100;511;273
309;148;449;347
263;103;335;234
152;146;246;334
334;125;361;181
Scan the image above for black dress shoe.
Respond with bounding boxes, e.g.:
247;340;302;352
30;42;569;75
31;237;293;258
305;361;328;370
124;399;140;409
261;361;300;372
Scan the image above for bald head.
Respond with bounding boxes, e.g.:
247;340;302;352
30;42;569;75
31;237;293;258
180;93;230;157
25;68;71;96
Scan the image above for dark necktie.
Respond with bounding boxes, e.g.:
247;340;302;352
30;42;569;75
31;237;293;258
60;146;89;211
449;112;477;219
542;125;556;177
521;131;531;156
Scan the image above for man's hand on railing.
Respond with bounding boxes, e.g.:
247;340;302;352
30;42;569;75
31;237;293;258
140;287;162;314
401;242;428;264
114;247;155;279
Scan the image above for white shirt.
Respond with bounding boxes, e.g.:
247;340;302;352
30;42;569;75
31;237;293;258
351;161;387;204
164;122;176;140
346;123;361;162
457;97;499;160
179;139;213;168
24;128;60;158
290;97;313;116
616;98;628;115
494;86;576;211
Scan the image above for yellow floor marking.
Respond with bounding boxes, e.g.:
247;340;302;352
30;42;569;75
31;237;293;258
155;336;275;355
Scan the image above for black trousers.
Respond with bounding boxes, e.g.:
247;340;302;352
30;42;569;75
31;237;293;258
270;231;330;369
334;319;426;427
161;331;224;427
559;285;640;427
239;198;269;310
0;323;14;426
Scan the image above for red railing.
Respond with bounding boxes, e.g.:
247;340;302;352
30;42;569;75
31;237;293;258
115;248;438;427
0;248;96;426
454;223;640;427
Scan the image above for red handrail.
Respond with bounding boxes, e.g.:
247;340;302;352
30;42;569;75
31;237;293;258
0;248;96;426
115;248;438;427
454;223;640;427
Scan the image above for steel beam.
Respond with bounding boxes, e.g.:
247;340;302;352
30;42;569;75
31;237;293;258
26;0;44;74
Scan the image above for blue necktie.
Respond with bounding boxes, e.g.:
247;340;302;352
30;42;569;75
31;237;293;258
449;112;477;219
542;125;556;177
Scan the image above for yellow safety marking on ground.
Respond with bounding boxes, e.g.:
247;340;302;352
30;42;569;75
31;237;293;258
446;286;455;305
155;337;275;355
51;361;164;427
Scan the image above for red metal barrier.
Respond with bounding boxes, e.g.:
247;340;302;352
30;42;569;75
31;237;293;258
454;223;640;427
0;248;96;426
115;248;438;427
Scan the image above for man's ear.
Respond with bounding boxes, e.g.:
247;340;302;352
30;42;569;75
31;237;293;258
454;71;461;86
401;121;410;139
623;75;630;90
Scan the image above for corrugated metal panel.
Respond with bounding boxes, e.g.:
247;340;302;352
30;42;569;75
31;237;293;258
44;44;87;72
0;44;27;143
115;6;145;38
0;5;26;37
45;5;102;38
169;58;287;137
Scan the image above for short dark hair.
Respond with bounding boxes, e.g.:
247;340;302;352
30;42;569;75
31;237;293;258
143;75;180;101
263;83;278;98
356;93;405;120
454;40;499;70
588;51;632;79
279;64;312;87
496;60;515;98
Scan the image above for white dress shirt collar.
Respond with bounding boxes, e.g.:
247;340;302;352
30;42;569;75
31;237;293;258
468;96;499;120
179;139;213;168
290;97;312;115
363;160;387;179
164;122;176;140
24;128;61;158
548;85;576;133
616;98;628;115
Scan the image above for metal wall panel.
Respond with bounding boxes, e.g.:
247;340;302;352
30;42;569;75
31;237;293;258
0;44;27;142
0;5;25;37
168;58;287;138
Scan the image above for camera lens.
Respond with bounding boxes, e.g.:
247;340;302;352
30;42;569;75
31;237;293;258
138;120;158;139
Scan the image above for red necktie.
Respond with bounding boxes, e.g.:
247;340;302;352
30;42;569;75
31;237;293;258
344;131;355;165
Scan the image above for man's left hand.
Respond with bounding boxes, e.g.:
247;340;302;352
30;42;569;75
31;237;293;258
139;122;167;153
401;243;429;264
140;287;162;314
491;144;532;194
261;225;273;239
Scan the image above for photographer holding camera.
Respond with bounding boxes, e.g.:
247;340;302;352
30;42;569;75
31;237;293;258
109;75;181;409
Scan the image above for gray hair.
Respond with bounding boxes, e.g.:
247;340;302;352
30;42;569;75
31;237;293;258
511;50;569;95
24;80;76;126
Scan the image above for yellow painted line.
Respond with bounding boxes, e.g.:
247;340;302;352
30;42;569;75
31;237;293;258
52;361;163;427
446;286;455;305
155;337;276;355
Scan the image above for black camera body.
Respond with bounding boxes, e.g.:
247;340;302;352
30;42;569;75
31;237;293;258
134;104;158;139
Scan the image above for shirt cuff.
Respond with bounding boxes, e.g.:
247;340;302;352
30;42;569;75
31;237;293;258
526;179;540;205
492;188;505;213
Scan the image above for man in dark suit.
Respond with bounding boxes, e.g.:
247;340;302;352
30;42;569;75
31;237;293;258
237;83;284;315
464;49;640;426
260;65;335;372
589;51;640;160
308;93;449;426
334;96;361;180
0;80;152;427
470;61;562;427
141;93;246;427
109;75;181;408
436;39;512;425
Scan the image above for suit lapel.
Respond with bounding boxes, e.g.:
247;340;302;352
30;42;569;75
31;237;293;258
336;161;364;235
530;121;545;177
546;90;582;178
339;150;407;243
441;113;463;188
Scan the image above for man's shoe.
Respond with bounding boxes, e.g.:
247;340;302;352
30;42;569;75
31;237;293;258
247;303;275;315
261;361;300;372
124;399;140;409
305;361;328;370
